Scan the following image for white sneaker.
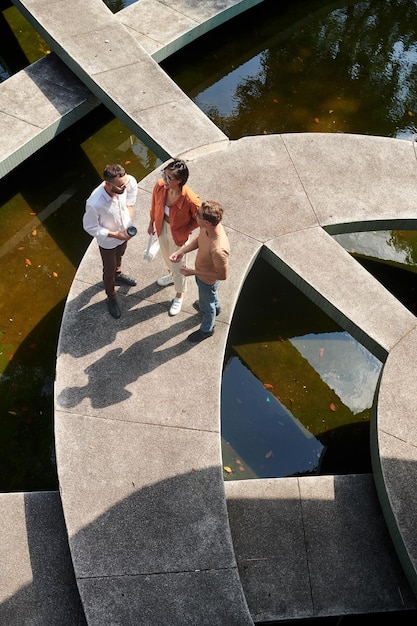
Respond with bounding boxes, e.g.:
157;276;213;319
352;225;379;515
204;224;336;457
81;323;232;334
157;274;174;287
169;297;183;316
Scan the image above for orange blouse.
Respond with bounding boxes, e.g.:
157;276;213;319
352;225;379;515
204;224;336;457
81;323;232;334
150;179;201;246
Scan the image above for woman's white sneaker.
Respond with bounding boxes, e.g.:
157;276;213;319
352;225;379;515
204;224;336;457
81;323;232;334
157;274;174;287
169;297;183;316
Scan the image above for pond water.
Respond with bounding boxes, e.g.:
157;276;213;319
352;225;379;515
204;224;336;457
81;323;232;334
1;0;417;492
163;0;417;480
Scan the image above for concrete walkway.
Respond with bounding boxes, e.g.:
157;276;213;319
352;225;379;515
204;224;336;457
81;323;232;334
1;0;417;624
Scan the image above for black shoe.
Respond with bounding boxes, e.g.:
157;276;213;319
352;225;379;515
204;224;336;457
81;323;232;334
107;297;121;319
187;328;214;343
192;301;221;316
115;273;137;286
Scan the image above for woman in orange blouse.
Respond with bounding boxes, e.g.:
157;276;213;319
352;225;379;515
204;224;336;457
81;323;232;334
148;159;201;316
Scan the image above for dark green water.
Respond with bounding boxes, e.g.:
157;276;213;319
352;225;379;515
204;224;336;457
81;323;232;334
0;105;160;491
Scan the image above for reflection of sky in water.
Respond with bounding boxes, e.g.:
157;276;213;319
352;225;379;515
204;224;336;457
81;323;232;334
221;356;325;477
290;332;382;414
194;55;263;116
333;231;414;265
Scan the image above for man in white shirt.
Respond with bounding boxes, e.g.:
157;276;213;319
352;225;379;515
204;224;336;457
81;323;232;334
83;163;138;319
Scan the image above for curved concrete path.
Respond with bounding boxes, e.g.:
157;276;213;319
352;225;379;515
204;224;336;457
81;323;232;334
2;0;417;624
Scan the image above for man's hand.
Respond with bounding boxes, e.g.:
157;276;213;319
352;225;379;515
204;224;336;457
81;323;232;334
180;266;194;277
170;250;184;263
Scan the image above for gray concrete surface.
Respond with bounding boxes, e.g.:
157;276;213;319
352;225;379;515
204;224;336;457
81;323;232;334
1;0;417;624
0;491;87;625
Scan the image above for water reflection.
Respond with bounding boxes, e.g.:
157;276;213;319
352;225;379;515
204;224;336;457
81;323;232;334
168;0;417;139
334;230;417;269
290;331;382;415
221;257;380;480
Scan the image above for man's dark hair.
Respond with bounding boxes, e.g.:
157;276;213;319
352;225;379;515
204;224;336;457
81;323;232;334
104;163;126;180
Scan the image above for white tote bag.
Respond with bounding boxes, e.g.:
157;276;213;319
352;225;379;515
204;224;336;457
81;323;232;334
143;233;160;261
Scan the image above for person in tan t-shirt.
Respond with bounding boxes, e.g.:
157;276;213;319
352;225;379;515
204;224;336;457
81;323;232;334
170;200;230;343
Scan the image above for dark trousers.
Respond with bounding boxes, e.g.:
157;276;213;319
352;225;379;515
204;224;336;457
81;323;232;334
99;241;127;299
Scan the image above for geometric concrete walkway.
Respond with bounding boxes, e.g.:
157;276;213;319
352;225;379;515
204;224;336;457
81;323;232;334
2;0;417;624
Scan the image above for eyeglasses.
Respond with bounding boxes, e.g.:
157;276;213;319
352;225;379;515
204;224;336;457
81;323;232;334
162;171;177;184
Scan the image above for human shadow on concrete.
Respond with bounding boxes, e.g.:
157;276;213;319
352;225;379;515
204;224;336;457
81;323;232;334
57;294;200;409
58;280;199;359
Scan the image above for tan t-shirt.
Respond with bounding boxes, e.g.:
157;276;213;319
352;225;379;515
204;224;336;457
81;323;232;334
195;224;230;285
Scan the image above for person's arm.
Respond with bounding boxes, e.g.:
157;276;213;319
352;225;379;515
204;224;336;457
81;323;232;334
170;236;199;262
83;204;130;241
184;247;229;281
148;183;159;235
126;176;138;212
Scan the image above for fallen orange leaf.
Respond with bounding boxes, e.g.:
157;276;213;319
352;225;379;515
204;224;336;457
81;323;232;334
314;117;320;123
223;466;233;474
236;459;241;464
32;229;37;236
264;383;273;390
330;402;336;411
239;466;245;471
52;272;58;278
25;258;31;265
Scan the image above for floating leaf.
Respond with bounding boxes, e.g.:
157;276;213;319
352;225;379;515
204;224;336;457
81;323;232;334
17;246;24;251
236;459;241;464
329;109;334;113
8;354;14;362
52;272;58;278
25;258;32;266
8;410;17;415
239;465;245;471
314;117;320;123
264;383;273;390
32;229;37;236
319;348;324;357
265;450;273;459
223;466;233;474
273;98;279;103
330;402;336;412
408;110;414;116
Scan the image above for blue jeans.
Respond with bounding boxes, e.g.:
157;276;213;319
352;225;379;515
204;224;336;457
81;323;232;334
196;276;219;333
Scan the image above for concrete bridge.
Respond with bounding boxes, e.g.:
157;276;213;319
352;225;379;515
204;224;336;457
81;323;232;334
1;1;417;624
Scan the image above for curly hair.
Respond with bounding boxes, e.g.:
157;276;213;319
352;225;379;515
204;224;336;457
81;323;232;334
201;200;224;225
